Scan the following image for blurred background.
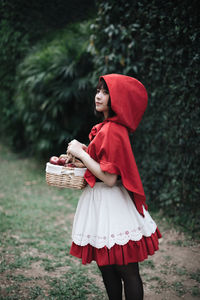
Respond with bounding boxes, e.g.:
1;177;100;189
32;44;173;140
0;0;199;233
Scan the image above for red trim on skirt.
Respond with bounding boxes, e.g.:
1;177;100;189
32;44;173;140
70;228;162;266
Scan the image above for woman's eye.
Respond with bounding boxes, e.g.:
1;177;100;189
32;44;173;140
96;89;109;95
101;89;107;94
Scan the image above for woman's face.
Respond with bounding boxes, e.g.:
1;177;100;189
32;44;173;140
95;88;110;119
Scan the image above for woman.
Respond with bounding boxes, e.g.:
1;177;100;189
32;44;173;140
67;74;162;300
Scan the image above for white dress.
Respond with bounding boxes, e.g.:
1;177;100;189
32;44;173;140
70;181;161;266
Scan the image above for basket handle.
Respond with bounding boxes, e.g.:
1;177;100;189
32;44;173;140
65;153;85;168
65;153;76;164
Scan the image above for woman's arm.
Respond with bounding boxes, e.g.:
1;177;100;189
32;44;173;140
79;151;117;187
67;140;117;187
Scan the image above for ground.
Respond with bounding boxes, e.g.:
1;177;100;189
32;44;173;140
0;143;199;299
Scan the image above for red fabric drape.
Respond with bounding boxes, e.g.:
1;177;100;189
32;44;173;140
84;74;149;216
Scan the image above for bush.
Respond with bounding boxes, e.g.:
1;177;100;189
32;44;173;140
89;0;200;232
0;18;29;145
15;23;95;158
0;0;95;149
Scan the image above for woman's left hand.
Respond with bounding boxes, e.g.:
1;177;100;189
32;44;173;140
67;139;87;159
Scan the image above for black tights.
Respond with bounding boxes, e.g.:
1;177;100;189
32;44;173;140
98;263;143;300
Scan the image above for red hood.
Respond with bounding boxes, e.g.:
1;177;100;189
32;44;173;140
101;74;148;132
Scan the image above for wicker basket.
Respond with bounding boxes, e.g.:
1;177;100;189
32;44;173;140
46;162;87;190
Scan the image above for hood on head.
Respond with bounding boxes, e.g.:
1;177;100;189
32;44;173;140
100;74;148;132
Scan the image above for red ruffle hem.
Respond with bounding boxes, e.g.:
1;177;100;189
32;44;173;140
70;228;162;266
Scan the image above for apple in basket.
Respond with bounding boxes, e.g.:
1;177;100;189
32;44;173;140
49;156;59;165
57;157;66;166
66;163;76;168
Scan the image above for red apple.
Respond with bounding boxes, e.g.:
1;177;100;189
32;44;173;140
66;163;75;168
49;156;59;165
58;157;66;166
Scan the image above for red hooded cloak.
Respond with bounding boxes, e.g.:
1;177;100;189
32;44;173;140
84;74;148;216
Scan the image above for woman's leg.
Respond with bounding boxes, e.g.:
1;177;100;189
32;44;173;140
98;265;123;300
115;263;143;300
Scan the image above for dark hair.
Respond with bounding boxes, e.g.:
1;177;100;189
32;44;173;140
94;78;115;119
96;78;109;93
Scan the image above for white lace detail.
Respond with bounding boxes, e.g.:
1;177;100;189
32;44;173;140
71;181;158;249
72;221;157;249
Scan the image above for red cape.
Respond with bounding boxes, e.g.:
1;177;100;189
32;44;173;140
84;74;148;216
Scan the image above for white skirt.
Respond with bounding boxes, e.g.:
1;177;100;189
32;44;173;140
71;181;158;249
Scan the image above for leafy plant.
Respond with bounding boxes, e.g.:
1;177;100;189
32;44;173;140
15;23;95;157
0;0;95;151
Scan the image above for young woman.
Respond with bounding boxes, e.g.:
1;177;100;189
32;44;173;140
67;74;162;300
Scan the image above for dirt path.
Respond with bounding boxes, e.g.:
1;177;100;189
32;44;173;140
141;227;200;299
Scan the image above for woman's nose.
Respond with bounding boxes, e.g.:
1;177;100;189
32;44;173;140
96;92;102;99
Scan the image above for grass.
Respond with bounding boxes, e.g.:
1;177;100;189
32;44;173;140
190;270;200;283
0;143;106;299
171;281;186;296
140;259;155;270
0;143;200;299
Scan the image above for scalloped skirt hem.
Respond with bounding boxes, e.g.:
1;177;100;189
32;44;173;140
70;227;162;266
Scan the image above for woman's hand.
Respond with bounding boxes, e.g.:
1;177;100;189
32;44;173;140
67;139;117;187
67;139;87;159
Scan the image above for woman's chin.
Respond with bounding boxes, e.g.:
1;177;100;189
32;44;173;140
95;107;102;112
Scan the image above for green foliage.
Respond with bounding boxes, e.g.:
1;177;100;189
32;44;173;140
89;0;200;231
0;0;95;150
15;23;95;157
0;0;96;42
0;16;29;146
